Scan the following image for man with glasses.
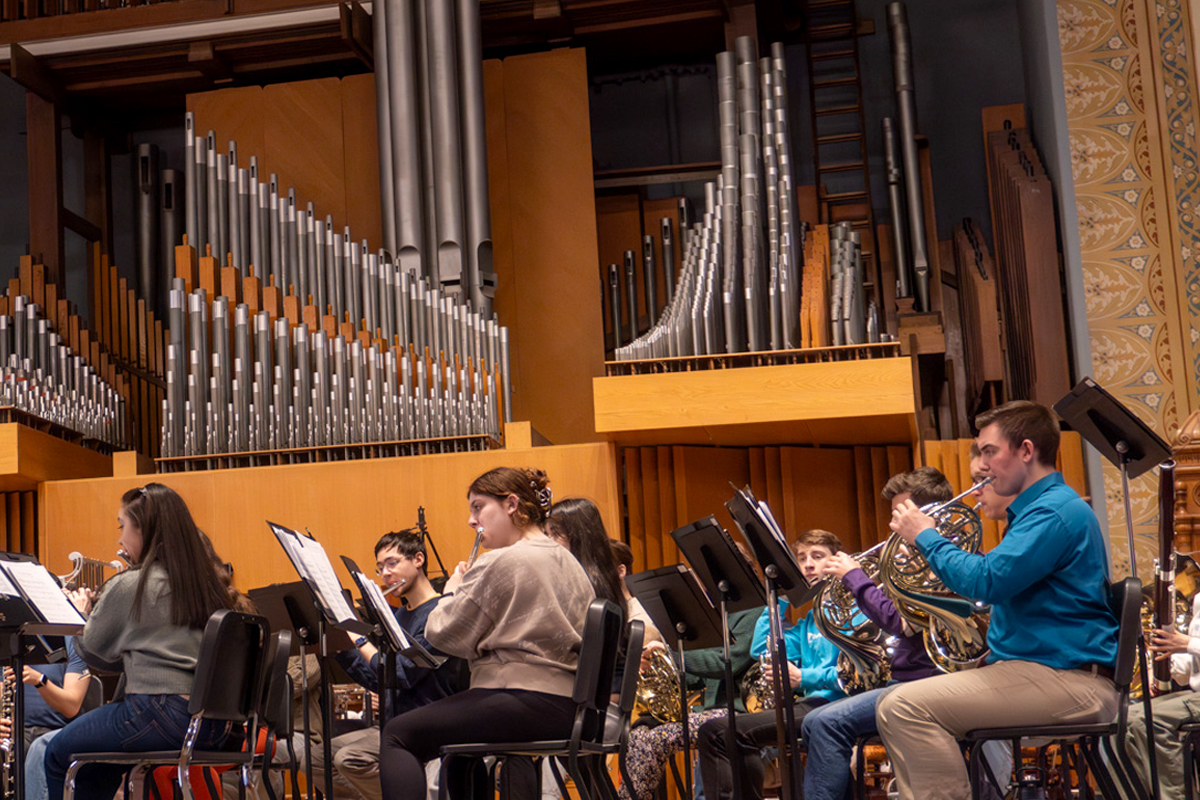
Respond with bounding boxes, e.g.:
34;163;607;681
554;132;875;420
310;530;460;800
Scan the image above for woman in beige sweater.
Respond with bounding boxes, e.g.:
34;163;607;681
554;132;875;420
380;467;595;800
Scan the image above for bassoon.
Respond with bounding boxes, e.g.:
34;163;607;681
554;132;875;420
1155;459;1178;693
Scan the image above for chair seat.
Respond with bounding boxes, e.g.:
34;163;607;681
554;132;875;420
69;750;254;767
964;723;1115;741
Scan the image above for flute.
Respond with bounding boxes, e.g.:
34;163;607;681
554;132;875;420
467;526;484;568
381;578;407;596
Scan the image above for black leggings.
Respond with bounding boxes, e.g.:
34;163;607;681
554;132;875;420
381;688;578;800
696;700;827;800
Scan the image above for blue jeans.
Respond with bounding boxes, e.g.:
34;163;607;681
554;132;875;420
45;694;234;800
25;728;60;800
800;686;889;800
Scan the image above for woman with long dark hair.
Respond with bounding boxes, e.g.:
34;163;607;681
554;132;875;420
380;467;596;800
44;483;239;800
545;497;624;610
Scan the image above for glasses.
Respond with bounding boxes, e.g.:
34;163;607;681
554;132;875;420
375;557;405;576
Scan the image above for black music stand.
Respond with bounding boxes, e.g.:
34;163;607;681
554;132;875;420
726;486;815;800
267;522;371;800
672;516;766;800
341;557;445;734
0;554;86;800
1055;378;1170;800
625;565;725;800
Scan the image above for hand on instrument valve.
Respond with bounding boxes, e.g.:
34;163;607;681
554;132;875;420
1149;627;1193;660
639;640;669;674
67;587;95;617
888;499;935;545
444;562;467;595
3;665;45;687
823;551;859;579
761;655;803;690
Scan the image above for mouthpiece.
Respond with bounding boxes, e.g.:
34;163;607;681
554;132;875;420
116;548;132;566
920;477;994;515
467;527;485;568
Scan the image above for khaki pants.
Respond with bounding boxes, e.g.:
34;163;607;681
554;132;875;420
876;660;1118;800
1123;689;1200;800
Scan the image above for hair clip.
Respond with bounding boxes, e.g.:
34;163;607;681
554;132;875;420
534;486;553;511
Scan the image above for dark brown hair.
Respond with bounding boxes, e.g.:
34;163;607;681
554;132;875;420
375;530;427;572
882;467;954;507
546;498;624;610
468;467;552;528
795;529;842;554
975;400;1060;467
610;539;634;574
121;484;236;629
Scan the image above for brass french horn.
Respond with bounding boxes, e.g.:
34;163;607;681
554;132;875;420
812;545;893;693
634;647;684;724
877;480;992;673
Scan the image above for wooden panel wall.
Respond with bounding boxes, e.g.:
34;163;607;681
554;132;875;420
0;490;37;557
487;48;606;446
622;443;911;570
41;441;619;596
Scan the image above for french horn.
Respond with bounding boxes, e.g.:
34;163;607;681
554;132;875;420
812;544;893;693
634;646;684;724
877;480;992;673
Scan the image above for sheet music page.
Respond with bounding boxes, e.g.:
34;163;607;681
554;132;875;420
358;573;412;649
758;501;791;551
0;566;19;597
292;536;357;624
4;562;86;624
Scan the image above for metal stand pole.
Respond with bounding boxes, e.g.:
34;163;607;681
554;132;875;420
718;582;744;800
675;628;693;800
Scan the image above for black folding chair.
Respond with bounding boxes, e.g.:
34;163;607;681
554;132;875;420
64;609;271;800
1178;720;1200;800
963;577;1146;800
438;598;625;800
255;630;299;800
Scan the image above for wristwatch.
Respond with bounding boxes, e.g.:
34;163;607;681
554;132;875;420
354;636;370;648
34;673;47;689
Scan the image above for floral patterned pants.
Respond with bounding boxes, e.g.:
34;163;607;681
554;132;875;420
619;708;728;800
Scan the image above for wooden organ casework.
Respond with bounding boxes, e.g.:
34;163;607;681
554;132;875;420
1;0;1091;588
1172;410;1200;555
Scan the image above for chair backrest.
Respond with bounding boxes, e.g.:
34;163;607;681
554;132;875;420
77;675;104;717
1111;576;1143;690
570;599;624;743
603;619;645;745
188;609;271;722
259;630;295;736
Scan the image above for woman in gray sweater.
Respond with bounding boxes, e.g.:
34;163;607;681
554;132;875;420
380;467;596;800
44;483;238;800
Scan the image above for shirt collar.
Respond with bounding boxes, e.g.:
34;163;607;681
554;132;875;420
1005;471;1064;525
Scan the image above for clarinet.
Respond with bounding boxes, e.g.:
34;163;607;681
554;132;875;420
1154;460;1178;694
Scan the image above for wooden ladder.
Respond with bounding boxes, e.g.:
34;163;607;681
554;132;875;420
804;0;880;296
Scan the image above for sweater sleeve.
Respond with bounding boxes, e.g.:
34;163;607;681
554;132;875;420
685;607;760;680
76;575;133;673
425;557;502;659
842;569;906;637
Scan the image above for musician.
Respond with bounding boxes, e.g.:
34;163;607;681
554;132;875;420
1120;591;1200;798
611;540;666;646
44;483;241;800
969;443;1013;522
800;468;951;800
880;400;1119;800
379;467;595;800
696;529;846;800
308;530;459;800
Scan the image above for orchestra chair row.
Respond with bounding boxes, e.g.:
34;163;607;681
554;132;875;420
63;610;285;800
438;600;631;800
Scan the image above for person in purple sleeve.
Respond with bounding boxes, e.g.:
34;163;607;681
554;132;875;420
798;467;952;800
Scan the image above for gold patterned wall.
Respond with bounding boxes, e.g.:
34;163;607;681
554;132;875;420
1059;0;1200;574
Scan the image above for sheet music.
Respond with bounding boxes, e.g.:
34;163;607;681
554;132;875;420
270;523;357;625
356;572;412;650
3;562;86;624
0;567;19;597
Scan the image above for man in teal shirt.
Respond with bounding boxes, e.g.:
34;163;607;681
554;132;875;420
879;400;1120;800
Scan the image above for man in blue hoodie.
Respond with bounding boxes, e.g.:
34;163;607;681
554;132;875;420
880;400;1119;800
696;529;846;800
